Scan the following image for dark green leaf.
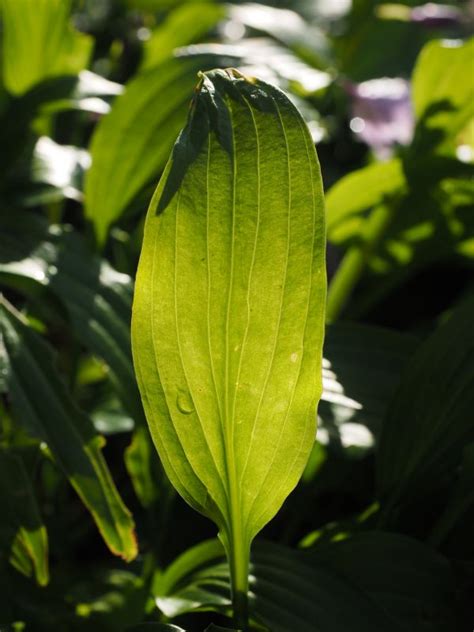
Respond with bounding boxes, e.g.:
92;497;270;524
0;448;49;586
124;426;162;508
310;532;456;632
0;298;137;561
377;298;474;522
320;323;417;447
430;442;474;546
0;212;143;424
155;534;456;631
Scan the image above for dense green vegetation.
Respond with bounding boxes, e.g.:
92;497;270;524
0;1;473;631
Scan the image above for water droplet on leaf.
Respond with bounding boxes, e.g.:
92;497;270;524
176;389;194;415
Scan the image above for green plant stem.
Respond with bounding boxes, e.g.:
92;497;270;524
228;531;250;630
326;203;396;322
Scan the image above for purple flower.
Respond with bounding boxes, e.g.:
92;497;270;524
377;3;462;29
411;3;462;28
345;78;414;159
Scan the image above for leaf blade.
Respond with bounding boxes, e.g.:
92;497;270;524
132;69;326;547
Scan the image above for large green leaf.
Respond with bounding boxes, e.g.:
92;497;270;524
154;535;456;631
1;0;92;96
376;298;474;526
0;448;49;586
0;298;137;562
132;68;326;586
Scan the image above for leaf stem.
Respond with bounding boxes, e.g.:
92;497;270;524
228;527;250;630
326;202;397;322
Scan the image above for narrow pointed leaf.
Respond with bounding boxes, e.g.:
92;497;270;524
0;298;137;562
132;69;326;553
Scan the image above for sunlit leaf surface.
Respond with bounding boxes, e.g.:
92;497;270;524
1;0;92;96
132;70;326;555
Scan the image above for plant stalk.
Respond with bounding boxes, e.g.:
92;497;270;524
228;532;250;630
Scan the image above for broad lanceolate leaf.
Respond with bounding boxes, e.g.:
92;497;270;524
0;449;49;586
0;298;137;562
1;0;92;96
132;69;326;567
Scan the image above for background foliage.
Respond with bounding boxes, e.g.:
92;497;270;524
0;0;473;630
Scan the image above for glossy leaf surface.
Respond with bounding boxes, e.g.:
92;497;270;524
132;69;326;552
0;299;137;562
